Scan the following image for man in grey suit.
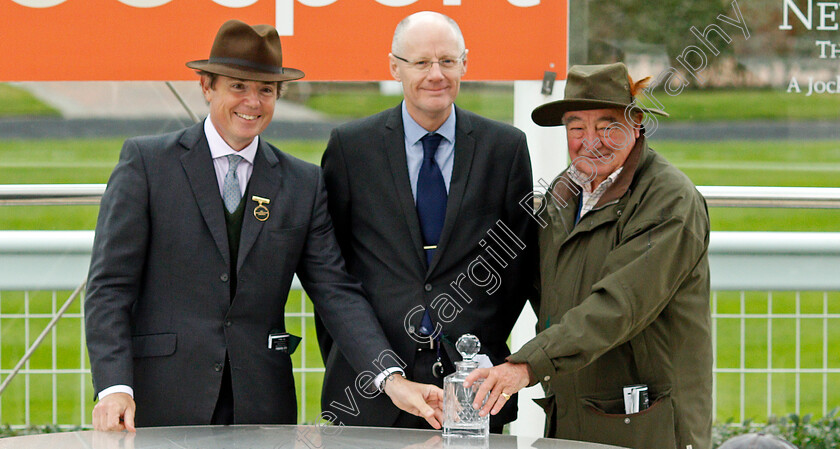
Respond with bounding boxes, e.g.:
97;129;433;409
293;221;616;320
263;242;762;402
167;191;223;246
318;11;536;432
85;19;442;431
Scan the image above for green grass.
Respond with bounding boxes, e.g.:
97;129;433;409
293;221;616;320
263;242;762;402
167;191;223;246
6;80;840;123
0;138;327;230
653;140;840;232
302;85;840;123
0;138;123;185
0;291;91;425
5;138;839;232
5;81;840;123
643;88;840;122
305;87;840;123
0;84;60;118
304;89;513;123
713;291;840;421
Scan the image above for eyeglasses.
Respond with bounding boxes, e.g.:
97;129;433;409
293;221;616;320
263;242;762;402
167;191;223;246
392;52;466;72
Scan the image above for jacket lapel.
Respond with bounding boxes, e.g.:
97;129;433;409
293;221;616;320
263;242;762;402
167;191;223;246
384;106;427;268
429;106;475;274
237;139;282;273
179;123;230;266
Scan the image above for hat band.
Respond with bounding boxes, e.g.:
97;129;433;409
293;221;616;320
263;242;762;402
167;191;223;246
208;57;285;74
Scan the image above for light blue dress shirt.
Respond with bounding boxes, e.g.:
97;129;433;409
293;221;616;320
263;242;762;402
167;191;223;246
402;101;456;201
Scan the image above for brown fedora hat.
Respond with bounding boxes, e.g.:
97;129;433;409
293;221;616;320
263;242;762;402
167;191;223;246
531;62;667;127
186;19;304;82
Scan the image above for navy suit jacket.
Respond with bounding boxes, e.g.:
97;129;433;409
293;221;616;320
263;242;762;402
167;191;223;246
318;105;537;427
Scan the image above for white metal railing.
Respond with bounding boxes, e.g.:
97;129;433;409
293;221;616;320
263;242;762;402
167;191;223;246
711;290;840;424
0;184;104;206
2;229;839;429
700;186;840;209
4;184;840;208
0;274;316;429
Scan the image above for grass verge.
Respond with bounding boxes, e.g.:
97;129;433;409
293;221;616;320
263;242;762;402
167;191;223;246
9;137;839;232
0;84;60;118
8;81;840;123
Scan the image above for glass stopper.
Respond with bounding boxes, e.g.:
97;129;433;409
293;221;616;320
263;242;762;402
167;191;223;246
456;334;481;361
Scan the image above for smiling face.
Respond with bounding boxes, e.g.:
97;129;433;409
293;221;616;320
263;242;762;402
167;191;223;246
389;14;466;131
201;75;277;151
563;108;642;187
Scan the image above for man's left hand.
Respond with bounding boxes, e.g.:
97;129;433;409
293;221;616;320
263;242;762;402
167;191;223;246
383;375;444;429
464;362;531;417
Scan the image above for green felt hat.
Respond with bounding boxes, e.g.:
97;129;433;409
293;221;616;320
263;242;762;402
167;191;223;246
532;62;667;126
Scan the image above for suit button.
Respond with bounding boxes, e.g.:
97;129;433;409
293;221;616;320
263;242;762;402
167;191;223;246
214;363;223;372
424;284;432;292
543;375;551;382
224;320;232;327
220;273;229;282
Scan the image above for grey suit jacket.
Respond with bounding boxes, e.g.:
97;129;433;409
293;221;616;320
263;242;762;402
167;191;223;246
318;105;537;427
85;122;394;427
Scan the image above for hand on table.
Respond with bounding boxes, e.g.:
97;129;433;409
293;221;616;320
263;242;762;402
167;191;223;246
383;375;444;429
92;392;136;432
464;362;531;417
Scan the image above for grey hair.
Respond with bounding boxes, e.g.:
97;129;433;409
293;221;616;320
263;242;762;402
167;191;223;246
391;11;466;56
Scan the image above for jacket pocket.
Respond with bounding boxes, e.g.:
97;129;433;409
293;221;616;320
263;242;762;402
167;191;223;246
132;333;176;358
533;395;557;437
579;392;676;449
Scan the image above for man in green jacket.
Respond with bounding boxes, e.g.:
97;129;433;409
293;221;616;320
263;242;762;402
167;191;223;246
465;62;712;449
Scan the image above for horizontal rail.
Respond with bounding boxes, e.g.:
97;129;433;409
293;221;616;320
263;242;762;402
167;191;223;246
3;184;840;208
713;313;840;319
698;186;840;209
3;230;840;290
714;368;840;374
0;184;104;206
709;231;840;254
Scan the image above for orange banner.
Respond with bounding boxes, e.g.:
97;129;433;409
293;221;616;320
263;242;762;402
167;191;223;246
1;0;567;81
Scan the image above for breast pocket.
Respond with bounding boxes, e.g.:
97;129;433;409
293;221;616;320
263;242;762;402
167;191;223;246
579;391;677;449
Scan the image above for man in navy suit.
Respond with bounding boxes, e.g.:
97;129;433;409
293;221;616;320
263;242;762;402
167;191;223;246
318;11;537;432
85;19;442;431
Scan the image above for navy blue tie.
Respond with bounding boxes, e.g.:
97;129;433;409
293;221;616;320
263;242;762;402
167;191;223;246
416;133;446;338
416;133;447;266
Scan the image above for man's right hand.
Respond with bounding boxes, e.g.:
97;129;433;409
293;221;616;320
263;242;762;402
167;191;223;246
383;375;444;429
92;392;136;432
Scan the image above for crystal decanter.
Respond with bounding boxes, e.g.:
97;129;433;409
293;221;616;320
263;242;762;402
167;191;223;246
442;334;489;438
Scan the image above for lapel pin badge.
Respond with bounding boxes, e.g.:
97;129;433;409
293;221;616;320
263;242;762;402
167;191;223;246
251;195;270;222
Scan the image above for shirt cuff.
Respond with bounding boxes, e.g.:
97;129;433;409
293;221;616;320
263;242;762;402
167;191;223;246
98;384;134;401
375;367;406;392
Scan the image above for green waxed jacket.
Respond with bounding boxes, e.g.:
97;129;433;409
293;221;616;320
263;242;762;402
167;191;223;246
508;135;712;449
